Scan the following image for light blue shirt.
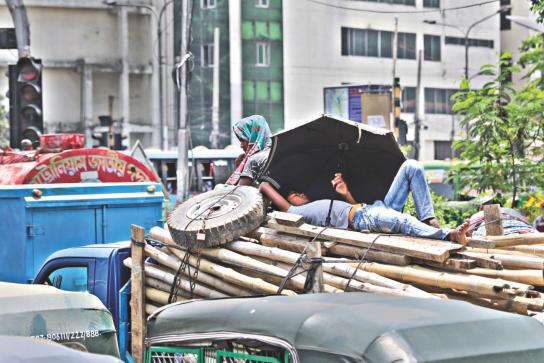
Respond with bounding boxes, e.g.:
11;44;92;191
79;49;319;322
287;200;352;229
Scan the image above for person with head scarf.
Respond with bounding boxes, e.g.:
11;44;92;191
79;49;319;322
226;115;272;185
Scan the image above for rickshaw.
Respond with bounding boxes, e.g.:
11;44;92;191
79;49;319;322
0;282;119;358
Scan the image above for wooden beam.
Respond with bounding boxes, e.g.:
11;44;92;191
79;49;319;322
130;225;146;363
484;204;503;236
266;219;461;263
268;211;304;227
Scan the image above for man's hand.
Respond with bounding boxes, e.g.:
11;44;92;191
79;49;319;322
332;173;357;204
332;173;348;196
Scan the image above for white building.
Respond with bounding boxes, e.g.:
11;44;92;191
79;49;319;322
283;0;502;160
0;0;175;148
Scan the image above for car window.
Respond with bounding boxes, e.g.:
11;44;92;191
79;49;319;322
46;266;88;292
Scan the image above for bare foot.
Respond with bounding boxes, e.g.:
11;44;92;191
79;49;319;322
423;217;440;228
447;221;470;245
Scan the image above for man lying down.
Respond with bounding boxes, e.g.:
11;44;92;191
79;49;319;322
259;160;470;245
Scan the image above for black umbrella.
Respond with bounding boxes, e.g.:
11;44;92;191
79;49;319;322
264;115;406;204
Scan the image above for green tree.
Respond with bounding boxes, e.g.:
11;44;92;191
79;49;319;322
451;52;544;207
531;0;544;24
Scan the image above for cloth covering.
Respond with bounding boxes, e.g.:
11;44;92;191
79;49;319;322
227;115;272;185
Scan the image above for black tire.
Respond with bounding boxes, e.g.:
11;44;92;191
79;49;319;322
167;185;265;248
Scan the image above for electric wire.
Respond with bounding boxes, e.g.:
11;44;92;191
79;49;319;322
307;0;500;14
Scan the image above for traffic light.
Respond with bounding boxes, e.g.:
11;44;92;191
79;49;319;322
8;57;43;149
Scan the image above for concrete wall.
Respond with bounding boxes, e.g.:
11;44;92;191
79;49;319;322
283;0;501;160
0;0;175;149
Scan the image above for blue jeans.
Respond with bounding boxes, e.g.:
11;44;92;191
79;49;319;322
351;160;450;240
384;159;435;221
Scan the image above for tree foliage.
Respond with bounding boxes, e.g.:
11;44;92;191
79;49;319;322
451;52;544;207
531;0;544;24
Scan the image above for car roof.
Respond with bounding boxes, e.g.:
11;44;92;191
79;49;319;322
44;241;130;261
147;293;544;362
0;282;108;315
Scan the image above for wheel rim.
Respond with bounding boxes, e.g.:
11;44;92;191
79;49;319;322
185;193;243;220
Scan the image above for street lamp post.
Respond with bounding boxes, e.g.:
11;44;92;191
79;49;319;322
104;0;173;150
424;6;511;79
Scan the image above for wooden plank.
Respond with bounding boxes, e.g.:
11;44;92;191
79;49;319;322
484;204;503;236
130;225;146;363
268;211;304;227
266;219;461;263
456;251;504;270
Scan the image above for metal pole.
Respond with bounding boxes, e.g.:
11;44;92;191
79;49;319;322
210;27;220;148
158;1;174;150
391;17;398;132
414;49;422;160
6;0;31;58
177;0;190;203
464;34;469;80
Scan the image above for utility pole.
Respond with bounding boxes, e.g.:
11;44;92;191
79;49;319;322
414;49;422;160
177;0;191;203
5;0;30;58
210;27;220;148
391;17;398;133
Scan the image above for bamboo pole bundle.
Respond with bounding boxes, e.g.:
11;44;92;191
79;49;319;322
444;291;529;315
144;244;253;296
464;268;544;286
467;247;538;257
253;228;411;266
150;227;297;296
488;233;544;247
195;245;340;293
226;241;430;297
250;228;309;253
145;286;186;306
501;245;544;256
460;251;544;270
252;255;438;299
146;277;202;301
326;243;411;266
123;258;228;299
348;261;530;299
145;304;159;316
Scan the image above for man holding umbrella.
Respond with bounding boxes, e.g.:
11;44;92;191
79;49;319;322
260;159;470;245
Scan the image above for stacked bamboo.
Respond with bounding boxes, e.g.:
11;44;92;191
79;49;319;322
124;211;544;317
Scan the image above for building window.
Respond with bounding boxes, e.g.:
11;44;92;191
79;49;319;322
445;36;494;49
201;44;214;67
423;0;440;8
500;0;511;30
341;27;415;59
434;141;453;160
201;0;215;9
256;0;269;8
256;42;270;66
397;32;416;59
425;88;457;114
401;87;416;113
424;34;441;61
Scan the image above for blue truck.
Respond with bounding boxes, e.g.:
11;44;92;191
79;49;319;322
0;182;163;283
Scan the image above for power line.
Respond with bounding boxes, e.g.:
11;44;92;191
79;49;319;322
306;0;500;14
